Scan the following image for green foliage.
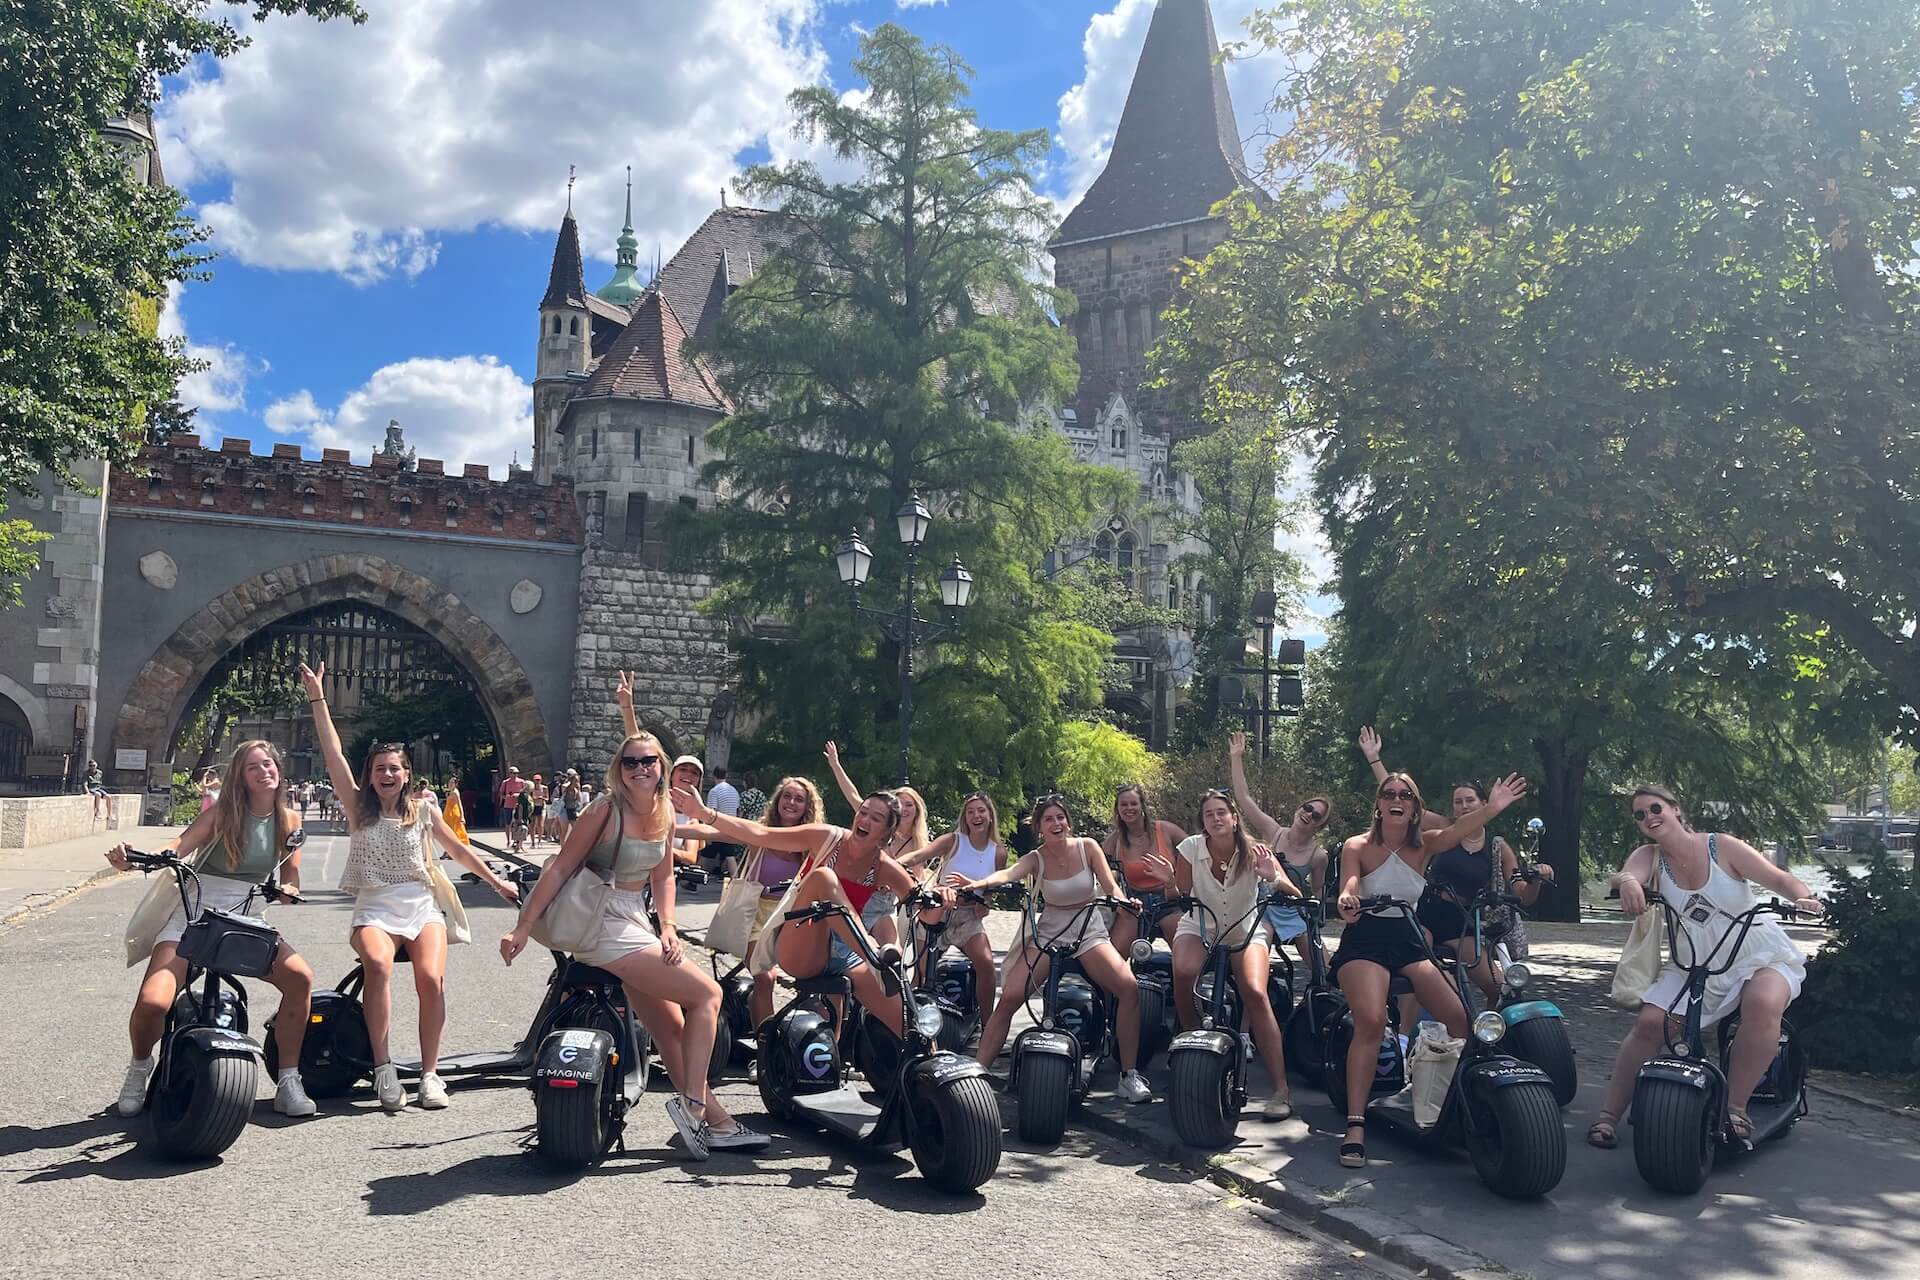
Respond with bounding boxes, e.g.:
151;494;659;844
0;0;363;573
0;502;51;606
344;683;495;774
1798;848;1920;1074
691;23;1142;823
1050;720;1162;827
168;771;202;825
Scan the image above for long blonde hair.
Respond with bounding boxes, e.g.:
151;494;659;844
892;784;931;853
603;732;673;840
210;740;298;871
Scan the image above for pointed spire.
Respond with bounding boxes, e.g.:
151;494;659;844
1054;0;1248;247
541;193;588;310
597;164;647;307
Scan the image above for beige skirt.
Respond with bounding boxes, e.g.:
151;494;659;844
573;887;660;967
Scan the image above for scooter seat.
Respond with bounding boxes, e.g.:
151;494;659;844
794;974;854;997
562;962;624;987
1388;975;1414;996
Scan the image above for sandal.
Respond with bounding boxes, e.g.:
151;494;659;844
1587;1110;1619;1149
1339;1115;1367;1168
1728;1110;1754;1143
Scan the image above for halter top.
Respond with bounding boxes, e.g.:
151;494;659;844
825;835;880;913
1359;848;1428;904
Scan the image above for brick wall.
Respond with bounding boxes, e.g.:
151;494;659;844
110;436;582;543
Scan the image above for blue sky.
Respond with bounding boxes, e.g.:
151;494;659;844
153;0;1329;631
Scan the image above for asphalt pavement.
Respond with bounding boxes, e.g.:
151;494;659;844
0;831;1395;1280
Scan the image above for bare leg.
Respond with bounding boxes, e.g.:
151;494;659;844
352;927;399;1064
1599;1003;1677;1121
1233;943;1289;1099
408;923;449;1073
960;931;997;1022
1078;942;1141;1072
976;943;1048;1066
1171;933;1207;1031
129;945;189;1060
1337;960;1390;1147
265;942;314;1067
1402;961;1469;1039
1724;969;1793;1119
606;946;733;1128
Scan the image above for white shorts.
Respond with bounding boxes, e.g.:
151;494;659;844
1176;913;1273;952
350;881;442;941
156;874;256;946
573;887;660;967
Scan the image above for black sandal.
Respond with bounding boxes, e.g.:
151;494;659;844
1339;1115;1367;1168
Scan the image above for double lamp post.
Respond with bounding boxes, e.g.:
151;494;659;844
836;494;974;785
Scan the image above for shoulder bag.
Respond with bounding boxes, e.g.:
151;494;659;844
528;800;617;953
705;847;766;959
1609;879;1664;1009
420;821;472;945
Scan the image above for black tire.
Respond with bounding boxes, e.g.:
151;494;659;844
1168;1048;1240;1148
1136;980;1169;1069
708;1016;734;1084
1015;1052;1072;1145
263;1022;365;1100
756;1036;798;1122
147;1041;255;1161
1632;1074;1717;1194
1504;1017;1578;1108
935;1006;973;1054
909;1074;1004;1193
1467;1081;1567;1199
1284;1002;1326;1086
535;1072;609;1169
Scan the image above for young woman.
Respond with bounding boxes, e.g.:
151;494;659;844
108;740;318;1119
528;774;549;846
822;740;929;947
1416;779;1554;1002
506;733;767;1159
1332;769;1527;1166
671;781;930;1039
1103;782;1188;960
300;663;520;1113
898;790;1005;1021
734;775;827;1027
550;771;580;847
1587;786;1821;1150
1171;789;1302;1119
1227;730;1334;966
960;795;1153;1104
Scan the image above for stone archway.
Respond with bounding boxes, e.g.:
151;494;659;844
112;554;553;778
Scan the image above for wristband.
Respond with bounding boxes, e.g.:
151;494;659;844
308;698;325;705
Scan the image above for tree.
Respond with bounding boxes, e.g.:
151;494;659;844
1159;0;1909;913
0;0;364;595
692;23;1138;822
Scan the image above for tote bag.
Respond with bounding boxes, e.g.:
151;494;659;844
1609;895;1664;1009
747;832;843;977
528;800;618;953
705;849;766;960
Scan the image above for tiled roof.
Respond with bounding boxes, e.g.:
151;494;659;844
579;289;731;411
653;206;791;340
541;213;589;309
1053;0;1248;247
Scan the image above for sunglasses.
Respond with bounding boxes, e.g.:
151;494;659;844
1633;801;1666;822
1378;787;1416;802
371;743;411;757
620;754;662;771
1299;803;1326;823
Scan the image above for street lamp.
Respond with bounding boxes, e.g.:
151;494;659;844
835;493;974;784
1230;590;1305;759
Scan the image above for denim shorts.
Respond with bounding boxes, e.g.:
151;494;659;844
823;934;861;976
1264;901;1309;943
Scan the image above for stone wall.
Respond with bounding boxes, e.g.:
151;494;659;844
0;792;141;848
565;547;733;771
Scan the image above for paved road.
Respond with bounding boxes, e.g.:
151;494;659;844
0;834;1390;1280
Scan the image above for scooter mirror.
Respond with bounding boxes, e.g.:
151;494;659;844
1130;939;1153;964
1525;817;1544;835
285;828;307;850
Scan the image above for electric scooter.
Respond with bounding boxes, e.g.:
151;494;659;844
123;832;305;1160
1008;895;1135;1145
1281;894;1356;1089
1163;892;1281;1148
907;887;992;1051
755;899;1002;1194
1628;894;1810;1194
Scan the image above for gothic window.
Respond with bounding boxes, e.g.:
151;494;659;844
533;507;548;536
1111;424;1127;452
298;484;316;515
551;315;562;335
394;492;415;525
444;498;462;528
1117;533;1137;592
1094;531;1114;570
350;489;366;521
250;480;268;511
569;316;579;336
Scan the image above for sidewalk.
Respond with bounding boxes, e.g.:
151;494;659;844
0;824;184;926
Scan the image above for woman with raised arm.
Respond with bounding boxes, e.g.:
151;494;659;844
108;739;319;1119
670;782;933;1040
1416;779;1555;1001
1103;782;1187;959
822;740;929;947
505;732;767;1158
898;790;1005;1022
1171;789;1302;1119
1331;769;1527;1167
300;663;520;1113
735;775;828;1027
961;795;1154;1104
1228;730;1334;966
1587;785;1821;1151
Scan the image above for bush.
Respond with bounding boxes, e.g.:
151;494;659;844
167;771;202;825
1797;846;1920;1075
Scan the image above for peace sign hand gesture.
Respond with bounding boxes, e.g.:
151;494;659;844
297;662;326;702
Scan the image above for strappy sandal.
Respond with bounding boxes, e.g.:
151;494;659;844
1728;1110;1754;1143
1587;1110;1619;1149
1339;1115;1367;1168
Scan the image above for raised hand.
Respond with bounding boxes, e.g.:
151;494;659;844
615;670;635;708
1229;730;1247;759
668;783;706;819
822;740;840;766
297;662;326;701
1488;773;1529;811
1357;725;1382;762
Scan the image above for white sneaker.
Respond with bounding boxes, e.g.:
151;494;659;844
373;1062;407;1113
1117;1070;1153;1104
274;1072;318;1117
115;1057;155;1117
416;1072;449;1110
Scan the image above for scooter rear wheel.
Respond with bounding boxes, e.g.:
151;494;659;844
1169;1048;1240;1148
708;1016;733;1084
1135;980;1169;1070
1631;1073;1716;1194
535;1072;609;1169
909;1074;1003;1193
1504;1016;1578;1108
1015;1053;1072;1145
147;1041;255;1161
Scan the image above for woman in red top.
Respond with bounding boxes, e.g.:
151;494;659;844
671;785;938;1037
1104;782;1188;959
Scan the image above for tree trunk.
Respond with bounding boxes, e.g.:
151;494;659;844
1530;735;1588;922
191;703;232;778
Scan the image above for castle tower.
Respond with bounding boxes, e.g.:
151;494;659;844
533;202;591;481
1051;0;1248;441
595;168;647;307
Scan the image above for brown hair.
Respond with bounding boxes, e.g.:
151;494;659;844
1197;788;1252;878
1370;772;1425;849
355;742;419;827
1629;784;1689;828
603;732;673;841
210;740;299;871
1031;794;1074;831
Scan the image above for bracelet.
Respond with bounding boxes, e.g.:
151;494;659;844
308;698;325;705
1364;756;1380;764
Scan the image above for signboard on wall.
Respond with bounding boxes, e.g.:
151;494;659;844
115;749;147;771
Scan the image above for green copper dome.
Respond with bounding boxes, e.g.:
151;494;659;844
596;167;646;306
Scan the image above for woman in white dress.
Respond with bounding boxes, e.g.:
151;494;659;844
1588;785;1822;1149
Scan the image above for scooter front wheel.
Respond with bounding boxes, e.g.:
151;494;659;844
147;1041;255;1161
1466;1079;1565;1198
1015;1053;1072;1145
1504;1016;1577;1108
909;1074;1003;1193
1631;1073;1716;1194
1168;1048;1240;1148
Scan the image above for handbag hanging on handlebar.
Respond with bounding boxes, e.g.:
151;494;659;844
1609;881;1663;1009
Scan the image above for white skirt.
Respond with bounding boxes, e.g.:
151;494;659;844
156;875;257;946
350;881;442;941
572;886;660;967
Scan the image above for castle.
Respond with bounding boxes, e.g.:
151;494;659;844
0;0;1253;803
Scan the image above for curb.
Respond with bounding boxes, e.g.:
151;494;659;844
1072;1103;1504;1280
1807;1076;1920;1122
0;864;130;929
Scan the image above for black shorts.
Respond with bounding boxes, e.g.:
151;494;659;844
1416;889;1469;945
1331;911;1430;976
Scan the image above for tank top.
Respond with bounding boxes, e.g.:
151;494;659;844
1358;848;1428;904
1118;822;1174;890
752;845;805;896
946;831;998;883
203;813;280;882
584;800;666;880
1039;843;1097;907
1426;835;1494;901
340;816;432;891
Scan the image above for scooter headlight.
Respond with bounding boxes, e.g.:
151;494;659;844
1473;1011;1508;1045
1503;962;1532;992
1129;939;1153;964
913;1002;945;1039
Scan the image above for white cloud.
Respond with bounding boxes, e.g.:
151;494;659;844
759;86;873;190
264;357;533;473
896;0;949;8
1052;1;1286;212
157;1;829;284
158;286;262;421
